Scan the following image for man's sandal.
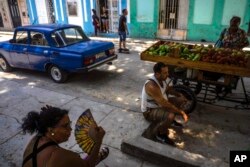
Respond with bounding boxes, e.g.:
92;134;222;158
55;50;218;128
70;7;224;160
95;147;109;165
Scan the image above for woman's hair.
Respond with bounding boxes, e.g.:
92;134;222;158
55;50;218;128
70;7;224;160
153;62;167;73
92;9;96;14
21;105;69;135
230;16;241;26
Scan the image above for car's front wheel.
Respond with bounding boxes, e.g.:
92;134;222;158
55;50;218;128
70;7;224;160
49;65;68;83
0;55;13;72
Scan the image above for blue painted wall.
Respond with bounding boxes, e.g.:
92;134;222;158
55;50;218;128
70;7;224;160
26;0;38;24
82;0;94;35
54;0;68;24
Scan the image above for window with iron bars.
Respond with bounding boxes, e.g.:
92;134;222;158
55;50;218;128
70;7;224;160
159;0;179;29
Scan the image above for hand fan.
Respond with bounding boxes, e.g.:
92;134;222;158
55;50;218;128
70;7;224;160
75;109;97;154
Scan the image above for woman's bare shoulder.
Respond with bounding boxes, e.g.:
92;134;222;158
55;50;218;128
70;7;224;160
53;147;81;159
48;147;88;167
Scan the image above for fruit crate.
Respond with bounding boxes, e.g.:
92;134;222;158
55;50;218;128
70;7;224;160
140;41;250;77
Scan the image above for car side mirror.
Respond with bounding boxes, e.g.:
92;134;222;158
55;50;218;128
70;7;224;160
9;39;16;43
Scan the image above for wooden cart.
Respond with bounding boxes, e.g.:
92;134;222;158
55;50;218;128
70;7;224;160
140;41;250;109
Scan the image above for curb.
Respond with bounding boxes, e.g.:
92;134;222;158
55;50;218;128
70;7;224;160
121;136;228;167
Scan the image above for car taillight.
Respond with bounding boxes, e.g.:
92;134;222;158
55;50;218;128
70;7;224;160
84;56;96;65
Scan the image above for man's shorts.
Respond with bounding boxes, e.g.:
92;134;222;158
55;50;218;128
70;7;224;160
142;97;188;123
143;108;169;123
118;31;126;41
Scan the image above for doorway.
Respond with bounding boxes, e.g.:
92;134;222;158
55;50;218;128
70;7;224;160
46;0;55;23
96;0;119;33
158;0;188;40
18;0;29;25
8;0;21;27
0;13;3;27
159;0;179;30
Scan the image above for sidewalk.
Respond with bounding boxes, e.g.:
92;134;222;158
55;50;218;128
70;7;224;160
0;77;156;167
1;74;250;167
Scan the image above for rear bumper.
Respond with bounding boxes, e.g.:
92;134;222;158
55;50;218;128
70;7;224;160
76;54;117;72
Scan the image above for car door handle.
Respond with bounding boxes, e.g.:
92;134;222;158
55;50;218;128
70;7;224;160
51;51;60;56
16;48;27;54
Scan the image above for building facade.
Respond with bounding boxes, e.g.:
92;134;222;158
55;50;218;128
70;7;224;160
0;0;249;42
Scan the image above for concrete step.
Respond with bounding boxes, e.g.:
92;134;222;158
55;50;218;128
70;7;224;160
121;135;227;167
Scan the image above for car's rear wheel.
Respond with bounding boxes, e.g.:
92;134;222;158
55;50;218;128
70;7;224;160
0;55;12;72
49;65;68;83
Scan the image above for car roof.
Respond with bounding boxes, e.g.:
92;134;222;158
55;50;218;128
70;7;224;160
15;24;81;33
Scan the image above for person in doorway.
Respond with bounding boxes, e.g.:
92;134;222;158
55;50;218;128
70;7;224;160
101;6;109;33
118;9;129;52
141;62;189;146
21;105;109;167
92;9;100;36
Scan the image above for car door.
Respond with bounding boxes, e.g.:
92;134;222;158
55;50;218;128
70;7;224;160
27;31;50;71
10;30;30;68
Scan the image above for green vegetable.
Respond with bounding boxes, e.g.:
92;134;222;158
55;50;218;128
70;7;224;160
180;53;189;59
187;53;195;60
159;51;166;56
149;47;155;51
149;51;154;55
183;47;189;54
192;54;201;61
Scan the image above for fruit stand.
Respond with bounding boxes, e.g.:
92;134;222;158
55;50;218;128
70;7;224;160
140;41;250;108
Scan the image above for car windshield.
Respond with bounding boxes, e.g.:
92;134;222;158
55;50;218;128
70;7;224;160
51;27;89;47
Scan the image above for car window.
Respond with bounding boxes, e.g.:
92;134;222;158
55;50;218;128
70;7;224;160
15;31;28;44
30;32;48;46
51;27;89;47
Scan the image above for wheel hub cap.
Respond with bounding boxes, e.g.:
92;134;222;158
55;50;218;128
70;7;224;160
0;58;7;70
51;67;61;81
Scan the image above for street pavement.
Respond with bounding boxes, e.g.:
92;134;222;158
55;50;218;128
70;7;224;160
0;32;250;167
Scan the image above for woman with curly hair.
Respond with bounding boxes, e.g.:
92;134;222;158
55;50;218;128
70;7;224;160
220;16;249;49
21;105;109;167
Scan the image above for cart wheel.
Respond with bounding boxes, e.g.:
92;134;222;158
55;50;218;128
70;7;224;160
180;80;202;95
193;82;202;94
173;84;197;114
171;78;178;85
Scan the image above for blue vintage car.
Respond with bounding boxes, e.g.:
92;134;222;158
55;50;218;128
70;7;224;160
0;24;117;83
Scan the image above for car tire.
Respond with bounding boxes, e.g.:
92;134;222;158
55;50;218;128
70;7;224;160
173;84;197;114
49;65;68;83
0;55;13;72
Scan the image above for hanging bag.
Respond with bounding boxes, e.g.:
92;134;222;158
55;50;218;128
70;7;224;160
214;28;227;48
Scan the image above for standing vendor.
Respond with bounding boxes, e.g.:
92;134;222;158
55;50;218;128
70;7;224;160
206;16;249;93
220;16;249;49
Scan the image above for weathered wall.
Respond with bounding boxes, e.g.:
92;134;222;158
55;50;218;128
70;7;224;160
129;0;159;39
0;0;13;30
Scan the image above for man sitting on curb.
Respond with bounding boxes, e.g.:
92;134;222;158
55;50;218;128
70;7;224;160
141;62;189;146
